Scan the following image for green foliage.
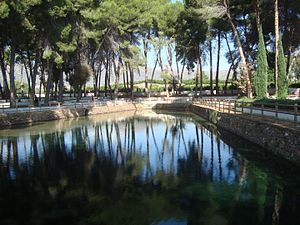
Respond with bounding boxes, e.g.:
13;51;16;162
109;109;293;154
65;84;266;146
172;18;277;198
69;63;93;87
254;26;268;99
1;0;300;102
56;42;77;53
268;69;275;83
160;70;172;82
289;81;300;88
175;5;207;71
15;80;29;93
0;2;9;19
54;54;64;67
237;97;300;106
289;53;300;80
60;24;72;39
42;46;54;60
149;84;164;92
277;35;288;99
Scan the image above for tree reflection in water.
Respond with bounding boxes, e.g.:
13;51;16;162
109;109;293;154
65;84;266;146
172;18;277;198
0;112;299;225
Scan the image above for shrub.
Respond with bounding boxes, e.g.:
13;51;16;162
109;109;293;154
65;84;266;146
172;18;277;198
289;82;300;88
277;35;288;99
254;25;268;99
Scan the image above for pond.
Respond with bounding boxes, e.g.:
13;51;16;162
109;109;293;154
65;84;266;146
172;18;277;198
0;111;299;225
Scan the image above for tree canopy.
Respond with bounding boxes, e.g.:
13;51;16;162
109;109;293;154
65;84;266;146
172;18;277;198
0;0;299;105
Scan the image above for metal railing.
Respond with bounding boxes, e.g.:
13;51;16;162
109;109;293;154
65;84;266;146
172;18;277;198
0;99;130;114
134;97;193;104
193;98;300;123
2;97;298;123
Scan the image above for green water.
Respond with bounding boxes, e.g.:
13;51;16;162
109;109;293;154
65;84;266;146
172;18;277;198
0;111;299;225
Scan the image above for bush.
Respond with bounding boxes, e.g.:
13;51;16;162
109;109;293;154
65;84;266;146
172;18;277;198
277;35;288;99
149;84;164;92
289;82;300;88
268;83;275;89
254;25;268;99
237;97;300;105
228;84;238;90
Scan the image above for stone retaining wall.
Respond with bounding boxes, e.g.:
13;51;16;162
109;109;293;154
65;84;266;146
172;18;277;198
152;103;190;111
189;104;300;164
0;103;143;128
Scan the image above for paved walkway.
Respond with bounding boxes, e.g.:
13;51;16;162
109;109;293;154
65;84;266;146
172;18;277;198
236;107;300;123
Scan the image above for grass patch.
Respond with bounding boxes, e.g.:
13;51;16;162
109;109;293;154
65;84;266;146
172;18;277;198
237;98;300;105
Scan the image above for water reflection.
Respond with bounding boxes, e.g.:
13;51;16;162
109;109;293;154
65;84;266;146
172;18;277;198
0;111;299;225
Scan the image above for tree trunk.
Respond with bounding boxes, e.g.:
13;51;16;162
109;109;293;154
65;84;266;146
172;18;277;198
98;65;102;97
113;55;121;99
0;83;3;99
54;82;58;98
39;67;44;101
23;61;31;97
94;69;99;98
44;59;53;105
195;50;200;97
143;35;149;91
125;62;130;93
167;42;174;75
224;32;235;90
274;0;279;96
180;63;185;94
30;50;40;105
0;45;10;99
216;31;221;95
150;55;159;90
104;57;109;97
224;64;233;90
93;62;102;98
283;0;292;75
129;63;134;100
176;54;180;80
58;69;64;102
167;42;175;94
9;42;17;108
25;52;33;99
209;33;213;95
224;0;253;98
83;84;87;97
122;66;128;95
108;60;113;99
199;56;203;98
158;48;163;72
176;54;180;94
76;85;82;102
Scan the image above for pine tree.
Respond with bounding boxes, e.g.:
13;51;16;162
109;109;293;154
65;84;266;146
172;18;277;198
254;25;268;99
277;35;288;99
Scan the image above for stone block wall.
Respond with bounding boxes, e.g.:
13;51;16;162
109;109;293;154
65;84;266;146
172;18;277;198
189;104;300;164
0;103;143;128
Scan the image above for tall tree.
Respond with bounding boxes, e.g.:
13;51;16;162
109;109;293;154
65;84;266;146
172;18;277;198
277;35;288;99
254;25;268;99
175;3;207;97
215;30;221;95
254;0;268;99
274;0;279;96
224;0;253;98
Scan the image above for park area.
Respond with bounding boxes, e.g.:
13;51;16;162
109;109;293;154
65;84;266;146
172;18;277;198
0;0;299;225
